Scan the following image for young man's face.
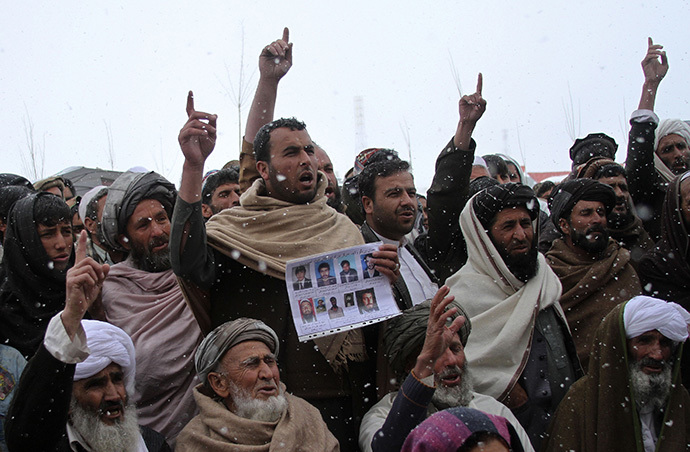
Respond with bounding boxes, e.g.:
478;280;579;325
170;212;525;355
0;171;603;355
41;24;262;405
362;292;375;311
257;128;318;205
362;171;417;241
295;270;306;281
656;133;690;175
560;200;609;254
204;182;241;218
341;262;350;272
319;266;330;278
38;221;73;271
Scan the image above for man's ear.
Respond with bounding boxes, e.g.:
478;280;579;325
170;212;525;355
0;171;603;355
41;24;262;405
201;204;213;219
117;234;132;251
84;217;96;234
256;160;269;181
362;195;374;216
208;372;230;398
558;217;570;236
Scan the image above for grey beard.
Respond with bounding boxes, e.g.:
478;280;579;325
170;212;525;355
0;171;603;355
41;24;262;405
129;245;172;273
431;364;474;410
69;398;140;452
629;358;673;411
228;381;288;423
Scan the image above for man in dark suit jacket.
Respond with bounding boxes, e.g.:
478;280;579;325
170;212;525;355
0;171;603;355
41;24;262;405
293;265;312;290
317;262;337;287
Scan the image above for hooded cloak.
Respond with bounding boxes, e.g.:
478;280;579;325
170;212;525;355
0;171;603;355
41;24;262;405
0;193;74;358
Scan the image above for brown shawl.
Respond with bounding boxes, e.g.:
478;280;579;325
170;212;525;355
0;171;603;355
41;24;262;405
546;238;641;370
102;259;203;440
542;302;690;452
176;385;340;452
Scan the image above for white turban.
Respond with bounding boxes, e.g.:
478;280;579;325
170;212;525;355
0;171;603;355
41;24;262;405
472;156;488;168
74;320;137;396
78;185;107;222
654;119;690;153
623;295;690;343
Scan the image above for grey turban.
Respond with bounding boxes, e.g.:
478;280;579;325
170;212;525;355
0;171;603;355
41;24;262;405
472;183;539;230
548;179;616;231
100;171;176;252
384;299;472;377
195;318;280;384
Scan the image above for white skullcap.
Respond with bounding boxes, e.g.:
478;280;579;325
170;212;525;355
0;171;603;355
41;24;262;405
654;119;690;152
623;295;690;343
75;320;137;396
78;185;107;222
473;156;488;168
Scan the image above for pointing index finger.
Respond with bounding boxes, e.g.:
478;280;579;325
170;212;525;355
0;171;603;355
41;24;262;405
476;73;483;96
186;91;195;118
75;230;88;263
648;37;653;48
282;27;289;44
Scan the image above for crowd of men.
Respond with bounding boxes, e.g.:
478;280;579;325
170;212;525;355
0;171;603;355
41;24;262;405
0;30;690;452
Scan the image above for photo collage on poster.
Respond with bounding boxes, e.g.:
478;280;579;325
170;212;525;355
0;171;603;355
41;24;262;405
286;242;400;341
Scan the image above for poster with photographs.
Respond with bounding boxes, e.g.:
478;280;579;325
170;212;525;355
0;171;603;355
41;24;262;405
286;242;400;342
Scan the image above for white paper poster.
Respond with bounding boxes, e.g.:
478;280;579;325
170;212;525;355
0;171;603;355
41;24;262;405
285;242;401;342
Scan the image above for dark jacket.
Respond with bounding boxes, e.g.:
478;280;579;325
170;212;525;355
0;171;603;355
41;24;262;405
5;344;169;452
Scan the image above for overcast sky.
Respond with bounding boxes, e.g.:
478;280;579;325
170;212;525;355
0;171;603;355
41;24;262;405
2;1;688;194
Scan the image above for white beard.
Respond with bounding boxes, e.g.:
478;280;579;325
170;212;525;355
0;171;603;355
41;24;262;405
69;398;141;452
228;381;288;423
431;364;474;410
629;358;673;411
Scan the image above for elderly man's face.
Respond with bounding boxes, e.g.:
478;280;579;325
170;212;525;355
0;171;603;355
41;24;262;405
72;363;127;425
628;330;673;375
657;133;690;175
221;341;280;403
433;334;466;388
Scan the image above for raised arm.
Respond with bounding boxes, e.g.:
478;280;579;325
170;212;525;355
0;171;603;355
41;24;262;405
638;37;668;111
424;74;486;283
240;28;293;191
178;91;218;204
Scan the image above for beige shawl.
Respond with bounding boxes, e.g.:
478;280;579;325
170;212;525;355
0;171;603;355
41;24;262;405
206;176;364;280
176;385;340;451
446;201;565;401
204;175;366;370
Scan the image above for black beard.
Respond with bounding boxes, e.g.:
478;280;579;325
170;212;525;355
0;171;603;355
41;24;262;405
570;223;609;254
491;236;539;283
607;197;635;229
326;185;344;212
129;235;172;273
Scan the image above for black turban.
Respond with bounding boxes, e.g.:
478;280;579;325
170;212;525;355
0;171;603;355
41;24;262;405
383;299;472;377
569;133;618;167
548;179;616;231
472;183;539;229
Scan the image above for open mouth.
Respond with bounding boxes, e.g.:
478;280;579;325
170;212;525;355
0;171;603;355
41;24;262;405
100;403;124;422
440;373;461;386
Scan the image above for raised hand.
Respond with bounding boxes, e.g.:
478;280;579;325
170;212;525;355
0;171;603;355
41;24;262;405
62;231;110;338
458;73;487;125
259;27;293;82
178;91;218;167
642;37;668;86
414;286;466;379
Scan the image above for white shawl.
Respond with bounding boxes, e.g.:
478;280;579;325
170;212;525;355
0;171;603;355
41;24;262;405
446;200;564;401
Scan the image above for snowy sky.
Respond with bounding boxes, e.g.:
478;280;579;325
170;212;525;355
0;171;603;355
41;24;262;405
1;1;689;194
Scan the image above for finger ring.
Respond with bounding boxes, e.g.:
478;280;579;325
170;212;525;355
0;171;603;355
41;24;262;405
393;263;400;272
